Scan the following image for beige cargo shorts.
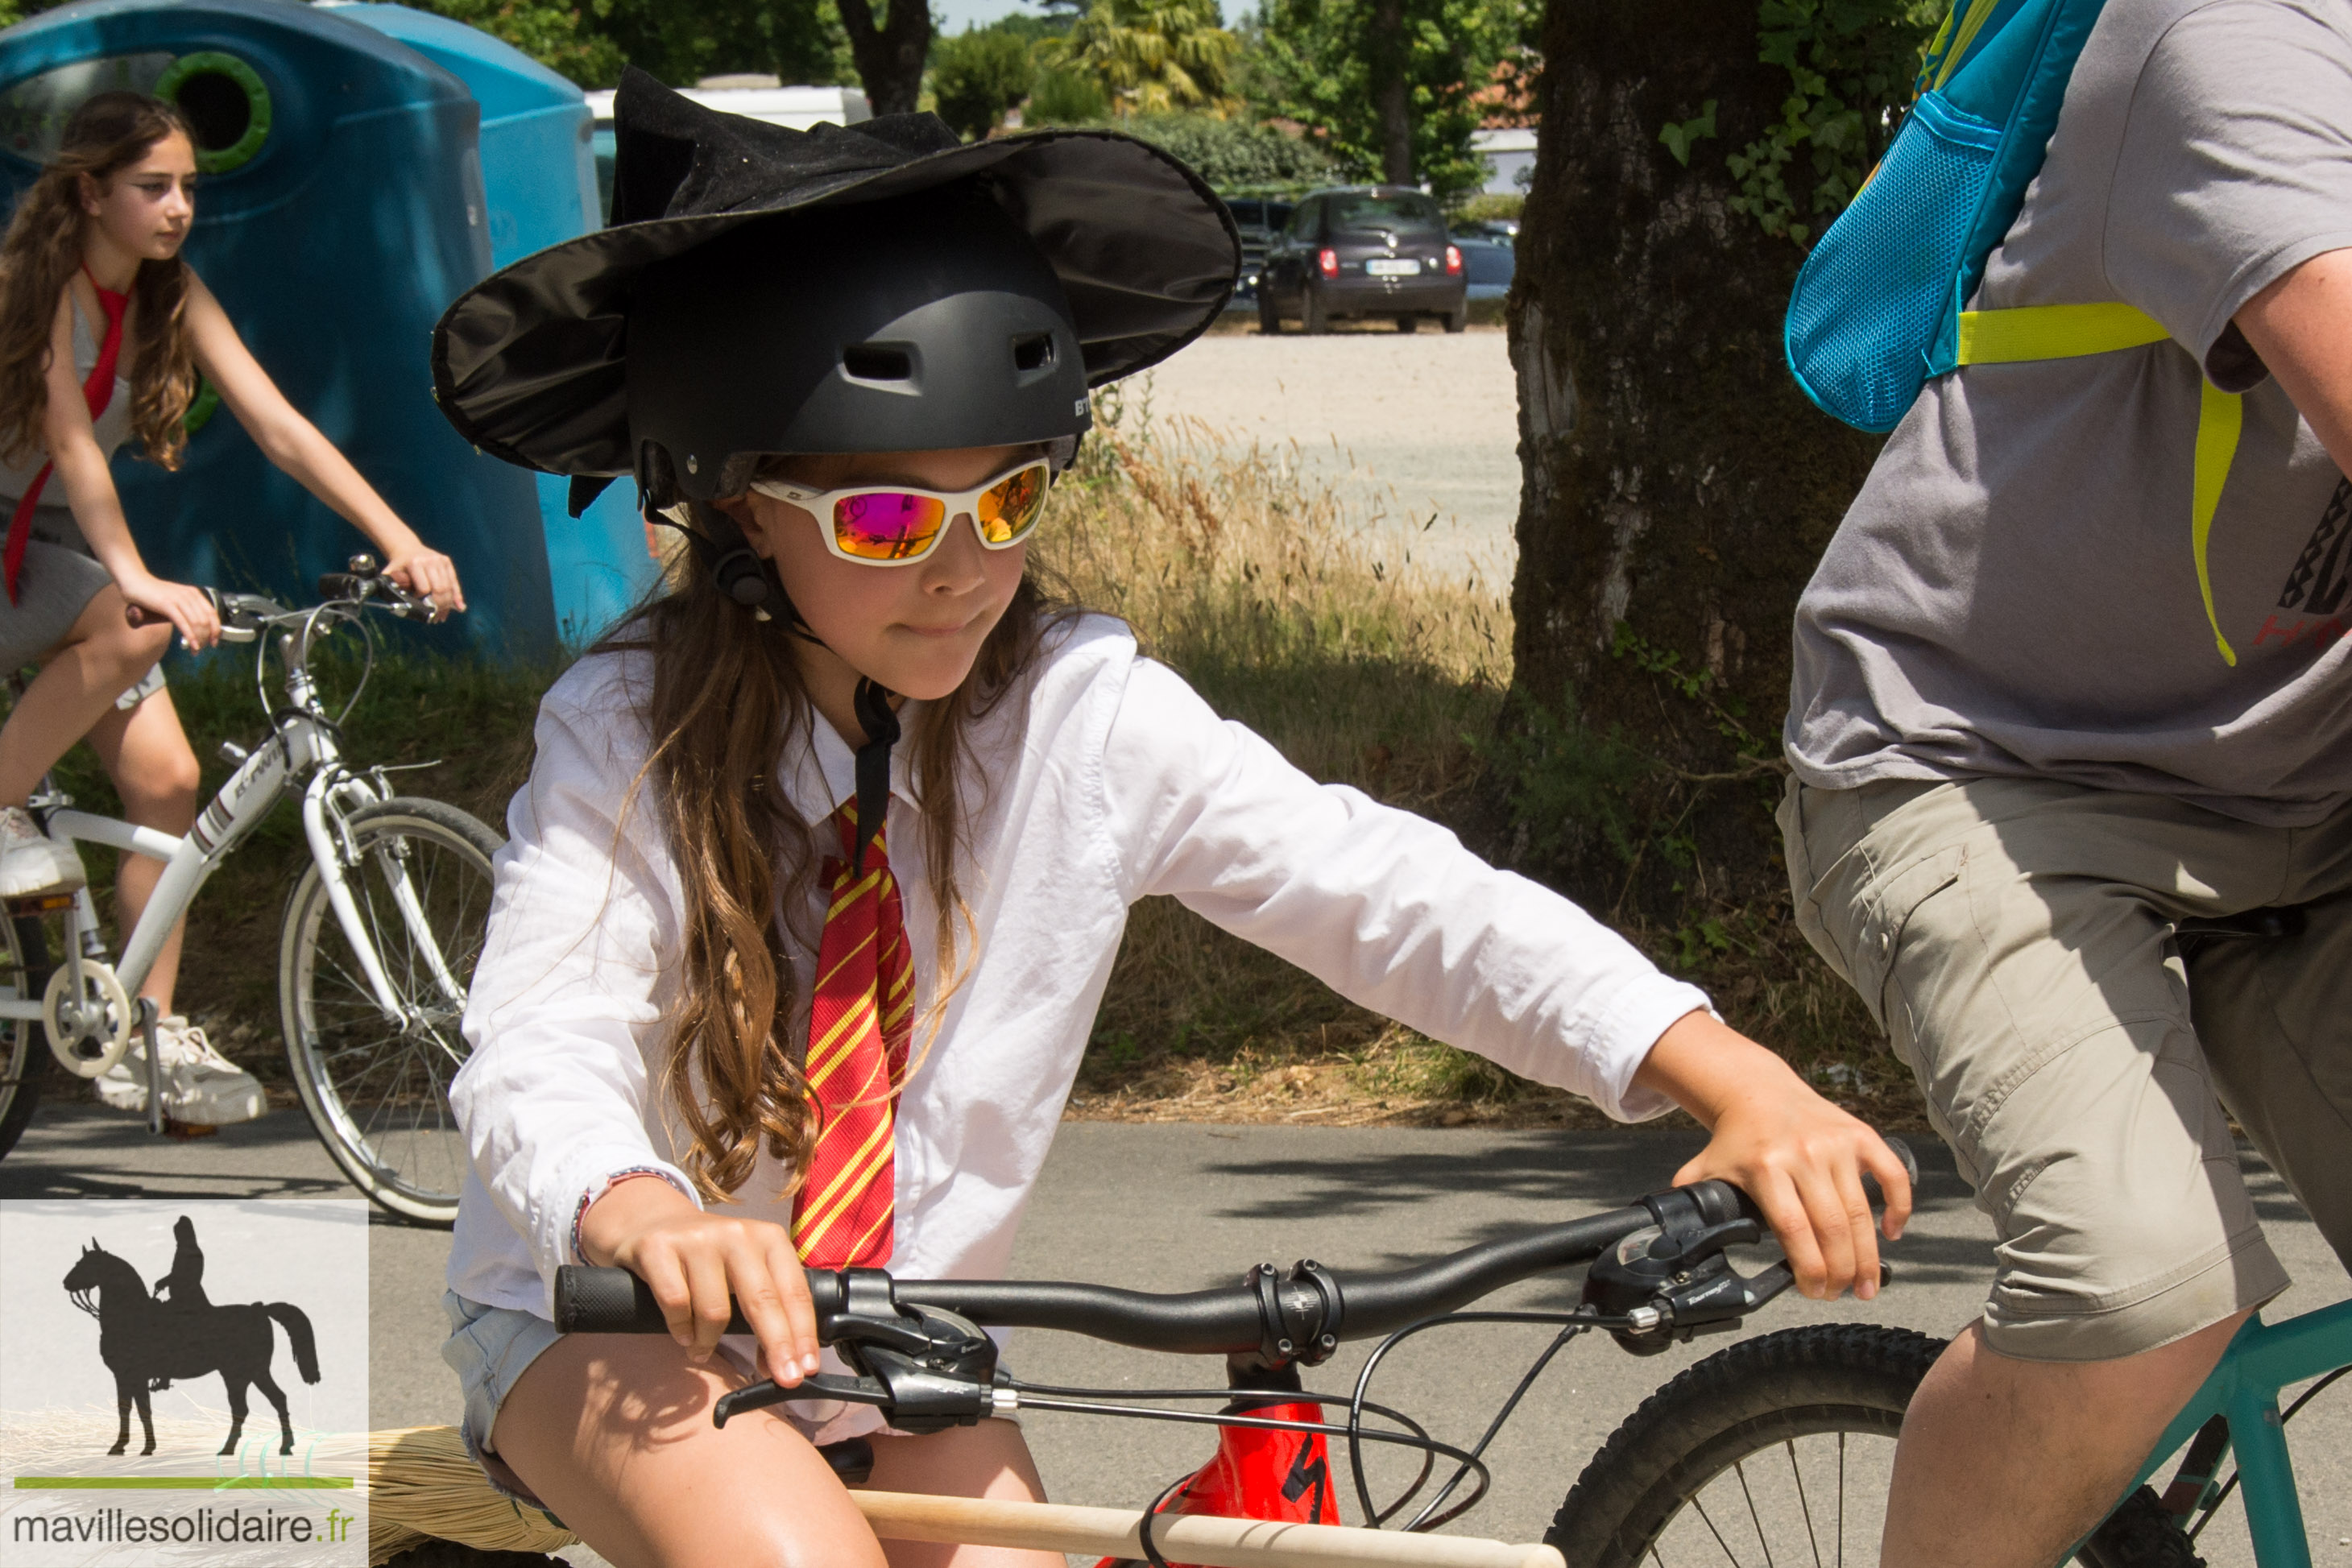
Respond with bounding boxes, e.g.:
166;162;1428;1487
1778;774;2352;1362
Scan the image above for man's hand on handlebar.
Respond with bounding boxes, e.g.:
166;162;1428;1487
118;572;222;652
379;546;464;621
1632;1010;1913;1305
576;1175;822;1388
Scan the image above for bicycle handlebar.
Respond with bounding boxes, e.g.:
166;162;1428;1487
123;558;436;638
557;1183;1761;1350
554;1139;1916;1354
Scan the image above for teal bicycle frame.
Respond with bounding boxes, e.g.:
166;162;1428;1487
2118;1298;2352;1565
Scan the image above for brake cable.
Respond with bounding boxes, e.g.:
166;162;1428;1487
1344;1310;1599;1531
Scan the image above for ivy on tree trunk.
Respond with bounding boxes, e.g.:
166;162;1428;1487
838;0;930;116
1501;0;1882;918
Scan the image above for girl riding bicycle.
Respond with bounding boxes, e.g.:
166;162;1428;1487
433;71;1912;1568
0;90;467;1125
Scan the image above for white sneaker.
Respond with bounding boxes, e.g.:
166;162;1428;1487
0;805;83;898
95;1016;266;1126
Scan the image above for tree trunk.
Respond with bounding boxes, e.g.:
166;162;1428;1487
1502;0;1882;917
837;0;930;116
1370;0;1413;184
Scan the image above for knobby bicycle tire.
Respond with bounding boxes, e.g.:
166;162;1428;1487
0;908;50;1160
280;796;500;1226
1547;1323;2202;1568
380;1543;568;1568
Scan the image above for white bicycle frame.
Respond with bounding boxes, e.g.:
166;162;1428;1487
5;598;467;1098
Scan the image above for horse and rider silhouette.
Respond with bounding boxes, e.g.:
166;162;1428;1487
61;1216;321;1457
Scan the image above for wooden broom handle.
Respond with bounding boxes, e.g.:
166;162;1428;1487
850;1488;1567;1568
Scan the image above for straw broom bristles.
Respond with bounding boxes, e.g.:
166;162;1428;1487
367;1425;577;1566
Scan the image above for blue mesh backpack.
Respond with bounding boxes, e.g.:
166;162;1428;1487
1785;0;2249;664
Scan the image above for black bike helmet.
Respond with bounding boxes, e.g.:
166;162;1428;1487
430;68;1239;516
627;188;1091;508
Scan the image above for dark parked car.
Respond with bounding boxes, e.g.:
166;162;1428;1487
1451;219;1517;303
1257;186;1468;333
1224;197;1295;302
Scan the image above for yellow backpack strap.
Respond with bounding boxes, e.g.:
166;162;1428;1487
2192;379;2245;665
1955;302;2170;362
1954;301;2245;664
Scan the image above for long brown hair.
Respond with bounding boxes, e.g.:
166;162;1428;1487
0;91;201;472
598;499;1072;1203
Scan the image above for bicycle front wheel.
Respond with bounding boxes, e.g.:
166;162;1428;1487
280;796;500;1225
1548;1324;2201;1568
0;907;50;1160
1549;1325;1936;1568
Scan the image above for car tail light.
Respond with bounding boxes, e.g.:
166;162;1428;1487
1444;245;1464;276
1318;247;1339;279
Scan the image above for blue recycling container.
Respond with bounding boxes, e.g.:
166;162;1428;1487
0;0;558;658
325;2;654;643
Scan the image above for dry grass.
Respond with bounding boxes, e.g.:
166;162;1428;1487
37;391;1911;1130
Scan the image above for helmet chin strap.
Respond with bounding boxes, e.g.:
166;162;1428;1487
652;504;903;867
848;676;901;875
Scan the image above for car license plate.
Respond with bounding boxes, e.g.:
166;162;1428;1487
1366;259;1421;277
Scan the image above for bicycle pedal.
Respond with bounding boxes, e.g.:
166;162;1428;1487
7;893;75;914
162;1118;220;1141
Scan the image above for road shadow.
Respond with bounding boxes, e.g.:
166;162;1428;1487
0;1104;351;1206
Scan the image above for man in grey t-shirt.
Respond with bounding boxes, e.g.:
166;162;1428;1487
1783;0;2352;1559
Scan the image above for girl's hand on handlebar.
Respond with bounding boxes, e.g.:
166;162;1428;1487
577;1175;821;1385
1632;1010;1913;1303
381;546;465;620
120;573;221;651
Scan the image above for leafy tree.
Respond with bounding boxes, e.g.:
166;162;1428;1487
838;0;934;114
1257;0;1527;195
419;0;623;86
1103;113;1335;190
568;0;855;89
1039;0;1240;116
1503;0;1939;918
1028;68;1111;120
930;26;1037;139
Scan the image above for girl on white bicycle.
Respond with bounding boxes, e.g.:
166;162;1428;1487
431;70;1911;1568
0;91;467;1125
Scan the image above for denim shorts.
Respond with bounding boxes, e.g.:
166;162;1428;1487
439;1290;942;1502
441;1291;565;1504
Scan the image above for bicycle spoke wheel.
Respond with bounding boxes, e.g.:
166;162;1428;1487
0;908;49;1160
1549;1325;1939;1568
1550;1325;2205;1568
280;796;500;1225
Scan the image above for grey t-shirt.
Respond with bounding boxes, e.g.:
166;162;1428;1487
1786;0;2352;825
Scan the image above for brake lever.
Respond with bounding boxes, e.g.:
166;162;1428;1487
713;1371;892;1428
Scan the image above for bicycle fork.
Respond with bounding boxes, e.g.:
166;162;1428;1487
300;771;418;1029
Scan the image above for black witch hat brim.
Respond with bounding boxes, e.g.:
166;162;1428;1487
432;69;1240;480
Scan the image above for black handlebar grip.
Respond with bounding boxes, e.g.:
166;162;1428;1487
554;1265;698;1334
552;1265;849;1337
1683;1135;1917;1231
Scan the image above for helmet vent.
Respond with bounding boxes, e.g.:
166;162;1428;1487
1012;333;1054;373
843;344;915;383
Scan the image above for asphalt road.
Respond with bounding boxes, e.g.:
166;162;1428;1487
6;1105;2349;1565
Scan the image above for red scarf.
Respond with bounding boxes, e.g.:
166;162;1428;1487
6;267;130;604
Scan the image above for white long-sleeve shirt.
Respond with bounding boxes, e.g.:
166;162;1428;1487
445;615;1705;1321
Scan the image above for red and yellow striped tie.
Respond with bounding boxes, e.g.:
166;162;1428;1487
792;800;915;1268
